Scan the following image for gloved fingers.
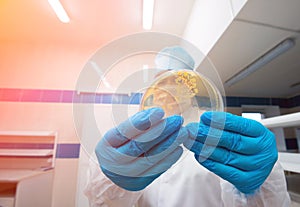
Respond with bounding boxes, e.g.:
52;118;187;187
95;139;137;170
145;127;188;157
199;157;267;194
103;107;164;148
100;166;162;191
138;146;183;176
104;146;183;177
197;156;243;181
190;141;265;171
185;122;262;155
102;127;128;148
107;107;165;147
133;115;183;143
201;111;266;137
123;127;186;176
100;147;183;191
198;158;250;191
97;147;147;176
117;115;183;157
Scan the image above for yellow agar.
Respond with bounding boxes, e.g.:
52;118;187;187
140;70;223;121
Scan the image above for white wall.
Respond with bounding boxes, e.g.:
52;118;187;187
183;0;247;59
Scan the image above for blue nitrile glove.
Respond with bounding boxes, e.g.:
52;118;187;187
95;107;188;191
184;111;278;194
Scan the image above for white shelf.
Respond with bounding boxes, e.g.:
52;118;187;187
0;131;57;169
261;113;300;173
279;152;300;173
0;149;53;157
260;112;300;128
0;169;48;182
0;131;56;207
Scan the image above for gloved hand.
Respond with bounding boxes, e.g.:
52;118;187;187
184;111;278;194
95;107;188;191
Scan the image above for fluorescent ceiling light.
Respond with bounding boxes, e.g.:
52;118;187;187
143;0;154;30
225;38;295;87
48;0;70;23
290;81;300;88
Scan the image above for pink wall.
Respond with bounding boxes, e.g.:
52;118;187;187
0;42;98;207
0;42;96;89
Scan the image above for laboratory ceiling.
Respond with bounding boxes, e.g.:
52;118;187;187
0;0;194;46
209;0;300;98
1;0;300;98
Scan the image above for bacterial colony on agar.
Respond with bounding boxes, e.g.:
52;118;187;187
140;69;224;124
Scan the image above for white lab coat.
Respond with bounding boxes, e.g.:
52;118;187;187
84;150;291;207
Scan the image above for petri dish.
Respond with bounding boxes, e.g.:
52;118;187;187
140;69;224;124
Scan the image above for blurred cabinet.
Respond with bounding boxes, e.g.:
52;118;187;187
0;131;57;207
261;112;300;173
261;113;300;203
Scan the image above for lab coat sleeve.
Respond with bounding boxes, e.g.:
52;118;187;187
84;160;143;207
220;161;291;207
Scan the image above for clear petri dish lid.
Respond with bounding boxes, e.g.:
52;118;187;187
140;69;224;124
